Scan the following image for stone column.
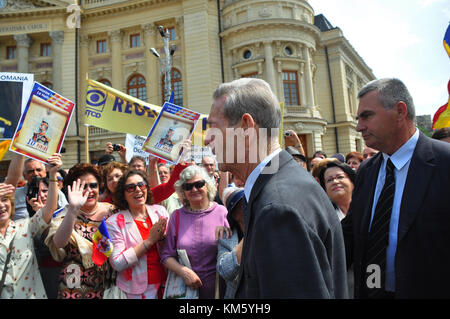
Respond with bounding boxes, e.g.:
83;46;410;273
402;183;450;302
13;34;31;73
298;61;307;107
263;41;277;96
142;24;157;103
109;30;123;91
49;31;64;92
302;45;315;107
79;35;89;117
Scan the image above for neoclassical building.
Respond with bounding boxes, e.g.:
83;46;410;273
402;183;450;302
0;0;375;171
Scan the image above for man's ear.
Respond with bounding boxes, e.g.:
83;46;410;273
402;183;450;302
395;101;409;122
241;113;257;131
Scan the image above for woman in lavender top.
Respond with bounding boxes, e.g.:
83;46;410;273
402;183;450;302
160;165;229;299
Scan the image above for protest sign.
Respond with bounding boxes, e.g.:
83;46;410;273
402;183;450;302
0;72;34;140
9;82;75;164
142;102;200;164
84;79;209;146
125;134;150;164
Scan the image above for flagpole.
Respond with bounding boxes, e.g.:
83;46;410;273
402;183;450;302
85;125;90;163
84;73;90;163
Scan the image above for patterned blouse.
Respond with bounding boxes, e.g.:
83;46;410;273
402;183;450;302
0;209;49;299
45;206;116;299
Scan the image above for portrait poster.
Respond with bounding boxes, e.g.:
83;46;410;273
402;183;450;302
9;82;75;164
0;73;34;140
142;102;200;164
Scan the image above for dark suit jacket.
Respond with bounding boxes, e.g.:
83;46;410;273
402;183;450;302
235;150;348;298
342;132;450;298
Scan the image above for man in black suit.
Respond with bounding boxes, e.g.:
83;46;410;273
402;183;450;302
205;78;348;298
342;78;450;298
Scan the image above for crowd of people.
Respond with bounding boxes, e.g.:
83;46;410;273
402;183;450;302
1;77;450;299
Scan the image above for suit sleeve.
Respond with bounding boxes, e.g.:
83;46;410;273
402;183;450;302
252;203;335;298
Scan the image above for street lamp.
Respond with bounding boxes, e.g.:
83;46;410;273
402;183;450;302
150;26;177;103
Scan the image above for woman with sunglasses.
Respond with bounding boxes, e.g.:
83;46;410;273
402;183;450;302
160;165;229;299
45;163;118;299
105;169;169;298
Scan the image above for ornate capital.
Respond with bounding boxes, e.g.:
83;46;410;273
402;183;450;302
14;34;32;47
142;23;155;37
49;31;65;45
109;30;122;42
79;34;90;47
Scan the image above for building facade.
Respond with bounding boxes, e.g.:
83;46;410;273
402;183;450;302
0;0;375;171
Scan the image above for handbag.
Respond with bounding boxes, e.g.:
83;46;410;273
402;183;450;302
163;210;199;299
103;284;127;299
0;238;14;296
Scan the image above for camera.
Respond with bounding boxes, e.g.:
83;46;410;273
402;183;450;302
26;176;41;200
112;144;121;152
284;131;291;137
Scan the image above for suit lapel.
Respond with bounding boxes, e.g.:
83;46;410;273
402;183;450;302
236;150;290;297
123;210;143;243
397;133;435;242
358;152;383;242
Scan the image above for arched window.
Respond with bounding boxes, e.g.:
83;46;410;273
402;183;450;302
127;74;147;101
162;68;183;106
98;78;112;87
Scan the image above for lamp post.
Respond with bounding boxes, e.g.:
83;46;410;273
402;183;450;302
150;26;177;103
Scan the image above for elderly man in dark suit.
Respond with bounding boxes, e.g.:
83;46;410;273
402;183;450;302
205;78;348;298
342;78;450;298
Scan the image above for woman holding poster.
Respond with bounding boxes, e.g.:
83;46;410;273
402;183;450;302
0;153;62;299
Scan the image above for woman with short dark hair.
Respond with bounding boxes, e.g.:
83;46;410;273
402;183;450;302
106;169;169;299
319;161;356;219
45;163;117;299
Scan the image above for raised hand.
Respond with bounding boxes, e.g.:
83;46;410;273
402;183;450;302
178;139;193;164
47;153;63;176
67;179;88;212
27;196;44;212
0;183;15;198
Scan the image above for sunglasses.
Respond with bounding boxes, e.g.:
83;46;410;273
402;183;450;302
125;181;147;193
182;180;206;191
83;182;98;190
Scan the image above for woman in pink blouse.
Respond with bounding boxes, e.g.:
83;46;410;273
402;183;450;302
160;165;229;299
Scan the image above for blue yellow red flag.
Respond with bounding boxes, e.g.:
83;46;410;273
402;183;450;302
444;24;450;57
92;218;113;266
432;80;450;130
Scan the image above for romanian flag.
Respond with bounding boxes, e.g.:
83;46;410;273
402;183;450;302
92;219;113;266
0;140;11;161
444;24;450;57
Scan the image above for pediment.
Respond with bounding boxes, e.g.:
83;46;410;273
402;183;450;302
0;0;68;12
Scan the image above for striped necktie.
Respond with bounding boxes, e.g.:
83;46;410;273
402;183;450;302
365;158;396;298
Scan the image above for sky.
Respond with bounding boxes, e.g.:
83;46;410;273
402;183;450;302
308;0;450;117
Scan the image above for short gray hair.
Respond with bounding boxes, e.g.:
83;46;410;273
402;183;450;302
358;78;415;121
174;165;217;207
212;78;281;137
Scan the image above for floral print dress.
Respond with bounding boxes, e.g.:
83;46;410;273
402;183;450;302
0;209;49;299
44;207;116;299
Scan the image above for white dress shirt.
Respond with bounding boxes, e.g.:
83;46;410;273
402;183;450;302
369;128;419;291
244;148;282;202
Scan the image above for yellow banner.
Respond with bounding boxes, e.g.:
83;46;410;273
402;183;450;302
0;140;11;161
84;79;209;146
